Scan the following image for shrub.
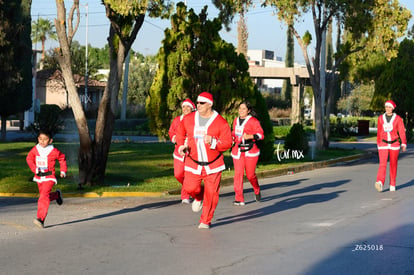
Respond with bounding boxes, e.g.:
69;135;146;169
28;104;63;138
284;123;309;154
273;125;291;139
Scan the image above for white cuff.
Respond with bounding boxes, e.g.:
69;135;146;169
210;138;217;149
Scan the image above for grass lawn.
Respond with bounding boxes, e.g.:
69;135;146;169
0;141;364;195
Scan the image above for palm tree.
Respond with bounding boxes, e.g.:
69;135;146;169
31;18;57;61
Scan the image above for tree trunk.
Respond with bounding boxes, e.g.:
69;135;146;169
290;22;327;150
90;28;127;185
54;1;145;186
55;1;93;186
290;85;300;124
0;117;6;141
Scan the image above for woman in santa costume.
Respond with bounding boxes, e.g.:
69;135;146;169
231;101;264;205
168;98;196;204
176;92;232;229
375;100;407;192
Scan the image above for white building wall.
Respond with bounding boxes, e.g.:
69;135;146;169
247;49;306;94
247;50;284;93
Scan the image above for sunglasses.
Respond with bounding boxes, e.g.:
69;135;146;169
196;102;207;105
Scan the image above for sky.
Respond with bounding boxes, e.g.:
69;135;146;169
31;0;414;64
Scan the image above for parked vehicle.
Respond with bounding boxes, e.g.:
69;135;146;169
304;108;311;119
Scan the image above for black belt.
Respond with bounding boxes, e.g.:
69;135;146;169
37;171;52;176
382;139;398;144
189;153;222;166
239;142;253;152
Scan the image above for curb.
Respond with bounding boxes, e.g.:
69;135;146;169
1;153;373;199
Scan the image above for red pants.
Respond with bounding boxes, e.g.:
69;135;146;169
36;181;59;221
174;158;190;200
183;169;222;225
376;149;400;187
233;154;260;202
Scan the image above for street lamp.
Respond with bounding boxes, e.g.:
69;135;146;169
84;3;89;110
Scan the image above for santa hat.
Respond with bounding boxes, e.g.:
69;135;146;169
385;100;396;109
181;98;195;110
197;92;213;105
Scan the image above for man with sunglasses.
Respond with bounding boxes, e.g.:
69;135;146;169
176;92;232;229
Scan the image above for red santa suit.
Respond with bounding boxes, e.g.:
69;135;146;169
168;114;190;200
376;112;407;188
26;144;67;222
176;110;232;225
231;115;264;202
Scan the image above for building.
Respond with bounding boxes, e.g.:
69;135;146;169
247;49;305;95
35;69;106;114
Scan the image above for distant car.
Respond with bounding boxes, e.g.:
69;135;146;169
337;113;343;118
304;109;311;119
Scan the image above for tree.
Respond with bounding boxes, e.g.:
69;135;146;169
42;41;102;78
215;0;410;150
146;3;274;161
268;0;411;150
281;23;293;103
53;0;172;186
337;83;374;116
0;0;32;140
237;10;248;56
31;17;57;61
124;54;156;106
89;44;110;70
373;39;414;141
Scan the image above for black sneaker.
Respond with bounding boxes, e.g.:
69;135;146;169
233;201;245;206
56;189;63;205
33;218;44;228
255;192;261;202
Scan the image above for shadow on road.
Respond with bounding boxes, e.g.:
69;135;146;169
47;199;179;228
397;179;414;191
0;197;36;208
215;179;350;227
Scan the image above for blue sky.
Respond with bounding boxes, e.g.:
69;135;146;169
31;0;414;64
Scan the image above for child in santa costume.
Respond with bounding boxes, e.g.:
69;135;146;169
375;100;407;192
26;130;67;228
231;101;264;205
168;98;196;204
176;92;232;229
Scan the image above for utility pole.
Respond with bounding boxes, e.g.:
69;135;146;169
121;51;130;120
320;7;327;121
84;3;89;110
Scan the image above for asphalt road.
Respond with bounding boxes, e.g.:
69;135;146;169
1;145;413;274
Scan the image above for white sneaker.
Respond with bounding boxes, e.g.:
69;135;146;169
181;199;191;204
233;201;245;206
192;200;203;212
375;181;383;192
198;223;210;229
390;185;396;192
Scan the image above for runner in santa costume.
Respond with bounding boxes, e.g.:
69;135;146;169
176;92;232;229
168;98;196;204
375;100;407;192
26;130;67;228
231;101;264;205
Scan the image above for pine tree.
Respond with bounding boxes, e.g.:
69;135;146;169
237;10;248;57
147;3;274;161
281;23;293;102
0;0;32;140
